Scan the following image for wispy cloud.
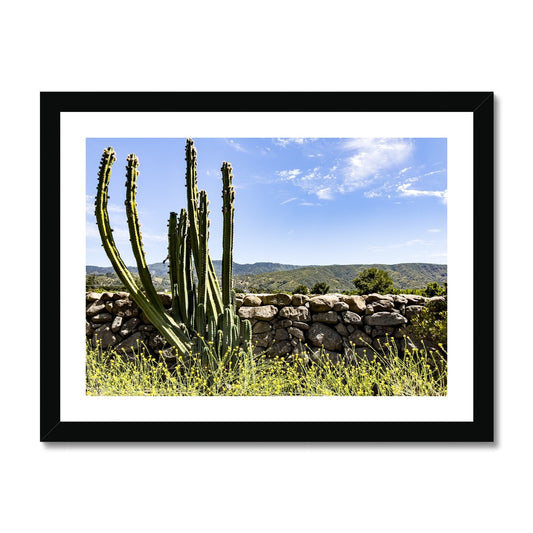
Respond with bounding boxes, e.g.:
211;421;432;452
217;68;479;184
397;182;447;202
276;169;302;180
226;139;247;152
280;197;298;205
274;138;317;147
427;228;441;233
340;138;414;191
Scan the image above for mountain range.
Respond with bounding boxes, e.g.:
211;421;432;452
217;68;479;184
87;261;447;293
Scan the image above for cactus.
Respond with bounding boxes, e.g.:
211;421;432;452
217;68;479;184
95;139;252;363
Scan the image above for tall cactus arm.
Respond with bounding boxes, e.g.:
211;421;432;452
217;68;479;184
95;148;191;356
125;154;167;315
221;162;235;308
197;191;209;308
185;139;223;317
167;211;182;323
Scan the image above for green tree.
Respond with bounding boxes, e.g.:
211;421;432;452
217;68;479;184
424;281;447;297
353;268;394;295
294;284;309;295
311;282;330;295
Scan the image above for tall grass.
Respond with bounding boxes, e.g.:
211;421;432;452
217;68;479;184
86;338;447;397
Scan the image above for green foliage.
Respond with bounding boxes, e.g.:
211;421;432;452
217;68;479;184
294;284;309;295
232;263;447;293
311;282;330;295
353;268;394;295
94;139;251;362
86;340;447;397
408;300;447;352
424;281;447;297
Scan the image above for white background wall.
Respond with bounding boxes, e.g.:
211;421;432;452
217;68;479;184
0;1;528;532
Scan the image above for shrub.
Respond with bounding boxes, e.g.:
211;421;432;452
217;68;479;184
353;268;394;295
294;284;309;295
311;282;330;295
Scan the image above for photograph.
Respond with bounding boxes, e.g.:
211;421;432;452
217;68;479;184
85;136;449;398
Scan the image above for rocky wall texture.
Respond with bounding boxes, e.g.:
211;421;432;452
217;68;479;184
86;291;445;364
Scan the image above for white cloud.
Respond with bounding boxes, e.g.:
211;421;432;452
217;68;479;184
226;139;246;152
341;138;414;190
274;138;316;147
427;228;441;233
276;169;302;180
397;182;448;201
280;197;298;205
316;187;333;200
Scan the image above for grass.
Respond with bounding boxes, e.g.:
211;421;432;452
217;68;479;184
86;338;447;397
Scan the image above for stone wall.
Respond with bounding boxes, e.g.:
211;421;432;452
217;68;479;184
86;291;445;363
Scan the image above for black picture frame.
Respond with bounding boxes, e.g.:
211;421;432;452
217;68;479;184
40;92;494;442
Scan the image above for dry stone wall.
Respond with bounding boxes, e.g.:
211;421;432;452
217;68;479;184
86;291;445;364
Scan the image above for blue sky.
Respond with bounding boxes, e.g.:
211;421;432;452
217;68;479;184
86;137;447;266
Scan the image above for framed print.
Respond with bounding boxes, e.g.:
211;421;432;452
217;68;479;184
40;92;493;442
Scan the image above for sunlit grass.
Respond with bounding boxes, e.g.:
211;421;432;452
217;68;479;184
86;337;447;397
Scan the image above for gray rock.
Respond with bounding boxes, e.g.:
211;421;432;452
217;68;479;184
307;323;343;352
371;300;395;312
392;295;408;305
404;294;427;305
115;332;144;354
366;293;394;303
157;293;172;308
92;325;117;348
364;312;408;326
339;295;366;314
405;305;424;320
243;295;262;306
86;302;106;317
292;294;310;306
348;330;373;347
288;327;305;340
309;294;339;312
86;321;93;336
252;321;271;334
275;328;290;341
111;315;123;333
120;317;141;337
278;306;310;321
252;331;274;348
312;311;338;324
268;340;293;357
91;312;113;324
335;323;349;337
149;333;167;351
238;305;278;321
292;321;310;330
333;301;350;312
277;319;293;328
342;311;362;325
235;297;244;309
104;300;114;313
114;299;140;318
371;326;395;338
261;293;292;306
112;291;129;300
99;292;115;302
86;292;101;302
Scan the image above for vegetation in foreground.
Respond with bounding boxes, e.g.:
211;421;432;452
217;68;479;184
86;339;447;397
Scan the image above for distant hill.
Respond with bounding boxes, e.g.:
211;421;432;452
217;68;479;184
87;261;304;278
233;263;447;293
87;262;446;293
